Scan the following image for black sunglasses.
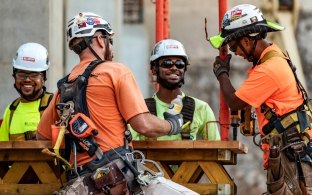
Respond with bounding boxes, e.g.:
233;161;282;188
92;35;113;45
229;41;239;53
229;38;244;53
159;59;186;69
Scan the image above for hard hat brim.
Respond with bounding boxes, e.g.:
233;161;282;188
209;20;285;49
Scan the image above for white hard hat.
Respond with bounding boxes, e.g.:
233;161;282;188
12;42;49;72
150;39;189;65
66;12;114;46
209;4;285;49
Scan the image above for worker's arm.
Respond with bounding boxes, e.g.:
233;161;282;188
128;112;183;137
213;54;248;110
217;74;247;110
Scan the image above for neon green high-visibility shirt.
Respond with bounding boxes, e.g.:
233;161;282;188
131;92;220;141
0;99;41;141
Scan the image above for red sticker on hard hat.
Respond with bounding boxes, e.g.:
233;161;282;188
23;57;35;62
166;45;178;49
231;8;242;20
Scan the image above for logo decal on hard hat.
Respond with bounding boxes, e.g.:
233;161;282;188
23;57;35;62
86;17;95;25
78;22;86;29
166;45;178;49
250;16;258;23
231;8;243;21
222;14;230;27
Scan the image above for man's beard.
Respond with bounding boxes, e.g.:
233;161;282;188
14;84;44;101
157;75;184;90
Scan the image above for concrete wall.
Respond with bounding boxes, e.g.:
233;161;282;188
0;0;49;112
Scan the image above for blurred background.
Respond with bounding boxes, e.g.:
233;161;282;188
0;0;311;194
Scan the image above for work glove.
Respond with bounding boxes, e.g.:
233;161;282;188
164;112;183;135
213;54;232;78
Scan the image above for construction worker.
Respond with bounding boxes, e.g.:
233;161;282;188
0;42;53;141
37;12;198;195
132;39;220;141
209;4;312;194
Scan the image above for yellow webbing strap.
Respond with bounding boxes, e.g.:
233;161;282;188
259;50;288;64
52;125;71;168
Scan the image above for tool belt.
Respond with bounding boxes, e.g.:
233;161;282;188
66;146;132;179
64;161;129;195
261;104;312;163
261;104;311;136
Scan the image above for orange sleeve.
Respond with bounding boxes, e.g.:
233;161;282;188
235;66;278;108
37;91;60;140
115;71;149;122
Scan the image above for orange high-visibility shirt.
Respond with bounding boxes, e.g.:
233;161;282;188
235;44;305;135
37;60;148;165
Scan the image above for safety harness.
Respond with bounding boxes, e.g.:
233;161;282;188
9;91;53;140
53;60;162;194
56;60;104;162
258;50;311;136
145;96;195;139
258;50;312;193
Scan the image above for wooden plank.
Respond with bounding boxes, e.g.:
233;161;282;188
133;140;194;149
182;183;219;195
3;162;29;183
30;162;59;184
0;141;52;149
199;162;233;184
12;141;52;149
144;149;220;161
133;140;248;154
194;141;248;154
0;150;53;161
0;183;61;195
0;142;13;149
172;162;199;183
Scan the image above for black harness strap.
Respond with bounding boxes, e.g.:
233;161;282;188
57;60;103;117
145;96;195;139
57;60;104;160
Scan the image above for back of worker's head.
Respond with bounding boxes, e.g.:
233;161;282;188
12;42;49;80
66;12;114;55
209;4;285;49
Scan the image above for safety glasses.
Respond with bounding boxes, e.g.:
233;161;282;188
159;59;186;69
15;72;42;80
229;41;239;53
92;35;113;45
229;39;244;53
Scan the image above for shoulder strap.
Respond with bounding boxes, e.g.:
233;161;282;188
8;97;21;128
259;50;288;64
181;96;195;123
39;92;54;116
180;96;195;139
145;98;157;115
145;96;195;140
82;60;103;78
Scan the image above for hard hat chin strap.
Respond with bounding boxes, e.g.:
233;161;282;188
72;36;112;61
237;38;258;65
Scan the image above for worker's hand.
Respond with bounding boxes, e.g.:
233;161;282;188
213;54;232;78
164;112;183;135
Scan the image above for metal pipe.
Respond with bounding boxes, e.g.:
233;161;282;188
218;0;230;141
156;0;164;42
163;0;169;39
